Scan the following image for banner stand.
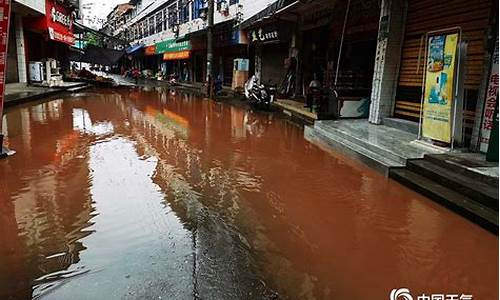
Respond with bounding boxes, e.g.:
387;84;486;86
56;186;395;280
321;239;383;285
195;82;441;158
0;0;15;158
417;27;463;151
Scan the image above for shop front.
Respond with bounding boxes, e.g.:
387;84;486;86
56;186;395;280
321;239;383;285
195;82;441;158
390;0;496;148
179;20;248;86
24;0;75;83
155;39;192;82
318;0;380;118
141;44;161;76
213;22;248;87
247;22;292;88
243;0;379;118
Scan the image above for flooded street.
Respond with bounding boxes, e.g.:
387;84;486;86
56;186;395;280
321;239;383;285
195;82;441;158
0;88;497;299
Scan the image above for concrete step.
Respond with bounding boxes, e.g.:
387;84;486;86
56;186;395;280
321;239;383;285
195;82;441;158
424;154;499;187
390;168;498;234
314;121;407;165
66;85;91;92
383;117;419;135
305;125;404;176
407;159;498;210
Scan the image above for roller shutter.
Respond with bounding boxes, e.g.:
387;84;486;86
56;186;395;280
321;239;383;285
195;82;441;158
394;0;494;124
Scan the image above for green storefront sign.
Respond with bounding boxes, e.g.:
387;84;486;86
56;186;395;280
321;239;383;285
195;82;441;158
155;39;191;54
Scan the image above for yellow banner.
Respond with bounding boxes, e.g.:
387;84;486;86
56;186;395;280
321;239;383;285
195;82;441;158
163;50;191;61
422;33;458;143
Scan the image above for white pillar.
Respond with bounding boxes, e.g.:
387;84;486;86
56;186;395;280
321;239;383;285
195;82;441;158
368;0;406;124
15;14;27;84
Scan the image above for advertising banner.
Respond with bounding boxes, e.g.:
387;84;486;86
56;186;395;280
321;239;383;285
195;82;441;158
421;33;459;143
479;37;499;152
0;0;11;123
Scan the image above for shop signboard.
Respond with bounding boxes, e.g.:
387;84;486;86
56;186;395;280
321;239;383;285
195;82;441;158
249;25;281;44
155;39;191;54
144;45;156;56
421;33;459;143
163;50;190;60
479;37;499;152
46;0;74;45
0;0;11;122
24;0;74;45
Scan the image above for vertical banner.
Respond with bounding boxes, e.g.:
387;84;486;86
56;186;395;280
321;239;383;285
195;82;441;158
479;37;499;152
421;33;459;143
0;0;11;123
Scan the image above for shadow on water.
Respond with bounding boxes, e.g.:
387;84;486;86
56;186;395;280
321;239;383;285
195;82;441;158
0;87;498;299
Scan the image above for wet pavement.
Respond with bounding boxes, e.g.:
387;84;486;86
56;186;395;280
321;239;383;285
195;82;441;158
0;87;498;300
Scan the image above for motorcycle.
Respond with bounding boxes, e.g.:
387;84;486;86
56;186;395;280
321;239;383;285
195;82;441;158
244;75;277;110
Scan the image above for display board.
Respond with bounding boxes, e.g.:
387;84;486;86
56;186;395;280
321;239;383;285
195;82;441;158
421;33;459;143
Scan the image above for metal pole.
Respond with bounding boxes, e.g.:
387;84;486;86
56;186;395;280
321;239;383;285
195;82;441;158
334;0;351;87
450;29;463;150
206;0;214;98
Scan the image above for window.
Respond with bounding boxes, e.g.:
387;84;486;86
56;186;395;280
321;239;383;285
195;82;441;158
178;1;189;24
156;11;163;33
168;4;177;28
133;24;137;39
192;0;199;19
149;16;155;35
162;8;168;30
142;20;147;37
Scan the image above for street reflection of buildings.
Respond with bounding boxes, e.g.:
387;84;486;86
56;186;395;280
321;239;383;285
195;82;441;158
119;90;375;298
115;98;276;298
0;97;99;299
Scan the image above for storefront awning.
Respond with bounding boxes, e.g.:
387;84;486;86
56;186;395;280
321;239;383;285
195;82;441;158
78;45;125;66
178;20;243;47
68;47;84;61
239;0;299;29
126;44;144;54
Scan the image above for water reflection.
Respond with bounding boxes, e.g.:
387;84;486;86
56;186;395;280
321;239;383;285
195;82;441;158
0;88;497;300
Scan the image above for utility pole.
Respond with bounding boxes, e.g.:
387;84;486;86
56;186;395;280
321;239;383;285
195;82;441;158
206;0;214;98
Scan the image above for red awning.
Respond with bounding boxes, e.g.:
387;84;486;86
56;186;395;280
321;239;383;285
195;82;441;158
24;0;75;45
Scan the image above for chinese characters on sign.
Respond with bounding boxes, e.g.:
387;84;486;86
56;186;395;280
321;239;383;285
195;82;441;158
480;37;499;152
250;28;278;42
0;0;11;119
249;26;282;44
45;0;74;45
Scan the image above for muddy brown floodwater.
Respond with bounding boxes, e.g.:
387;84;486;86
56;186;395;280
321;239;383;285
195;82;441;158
0;87;498;300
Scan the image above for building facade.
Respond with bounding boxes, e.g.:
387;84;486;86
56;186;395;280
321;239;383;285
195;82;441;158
102;0;274;84
8;0;78;84
99;0;498;154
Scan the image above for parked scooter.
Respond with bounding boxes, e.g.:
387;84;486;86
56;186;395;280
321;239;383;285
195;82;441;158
244;75;277;110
